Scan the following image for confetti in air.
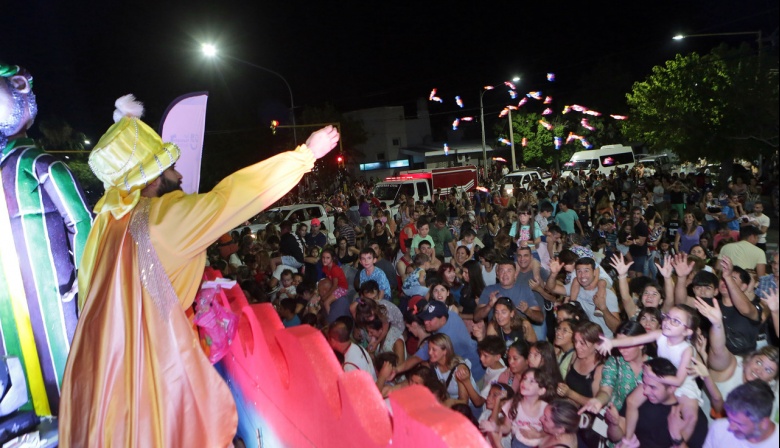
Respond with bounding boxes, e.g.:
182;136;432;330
452;118;460;130
544;96;553;104
547;73;555;82
455;96;464;108
539;119;553;130
554;137;562;149
581;118;595;131
542;108;553;116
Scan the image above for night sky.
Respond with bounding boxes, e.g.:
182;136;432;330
3;1;778;148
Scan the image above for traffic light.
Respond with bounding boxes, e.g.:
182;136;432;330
270;120;279;135
336;155;344;168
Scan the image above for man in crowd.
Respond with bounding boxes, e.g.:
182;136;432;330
474;259;539;323
742;202;770;253
606;357;709;448
395;300;485;381
704;381;778;448
547;257;621;337
58;93;339;446
305;217;328;249
719;226;767;277
429;214;454;261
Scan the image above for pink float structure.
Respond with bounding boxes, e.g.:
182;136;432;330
203;268;488;448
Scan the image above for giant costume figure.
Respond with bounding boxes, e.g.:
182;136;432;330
0;64;92;416
59;94;339;446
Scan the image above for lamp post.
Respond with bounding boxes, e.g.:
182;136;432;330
201;43;298;145
480;76;520;179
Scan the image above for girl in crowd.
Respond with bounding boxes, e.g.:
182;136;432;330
428;333;477;406
478;383;515;448
478;248;498;286
529;341;564;386
451;245;472;277
700;190;721;233
428;281;459;314
610;252;674;319
438;263;463;303
557;322;604;408
675;212;704;254
555;303;588;325
371;219;391;250
499;368;557;448
509;206;542;255
459;259;485;322
487;297;537;348
597;304;701;442
315;248;347;311
553;319;577;380
497;340;532;394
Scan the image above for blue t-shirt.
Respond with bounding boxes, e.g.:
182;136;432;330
359;267;392;298
414;311;486;381
555;209;579;234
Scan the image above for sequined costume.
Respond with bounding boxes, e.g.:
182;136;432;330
0;67;93;416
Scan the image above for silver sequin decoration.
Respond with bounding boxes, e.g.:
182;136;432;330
129;197;178;320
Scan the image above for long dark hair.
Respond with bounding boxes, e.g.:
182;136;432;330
462;259;486;298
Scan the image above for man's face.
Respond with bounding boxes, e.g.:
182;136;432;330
641;367;671;404
0;75;37;139
726;411;764;441
753;203;763;215
156;166;183;197
423;316;444;333
516;249;532;271
311;223;320;233
497;264;516;287
575;264;596;289
632;209;643;223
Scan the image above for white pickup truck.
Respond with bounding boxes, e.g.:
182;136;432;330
234;203;336;245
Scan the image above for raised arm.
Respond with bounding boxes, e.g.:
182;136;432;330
656;255;676;313
671;253;695;306
610;253;637;317
597;330;661;357
720;256;760;321
759;288;779;338
694;297;734;374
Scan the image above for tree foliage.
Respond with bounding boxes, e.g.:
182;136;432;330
623;44;779;162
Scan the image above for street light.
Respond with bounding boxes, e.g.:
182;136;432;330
673;31;762;50
201;43;298;145
480;76;520;179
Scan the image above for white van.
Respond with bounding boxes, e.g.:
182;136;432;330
561;144;635;177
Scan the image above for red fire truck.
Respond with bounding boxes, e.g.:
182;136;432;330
371;165;478;211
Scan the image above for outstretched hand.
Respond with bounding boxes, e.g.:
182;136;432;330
610;253;633;277
694;297;722;324
306;125;340;159
596;335;613;357
760;288;779;313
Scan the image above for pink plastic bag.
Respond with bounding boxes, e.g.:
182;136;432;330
194;286;238;364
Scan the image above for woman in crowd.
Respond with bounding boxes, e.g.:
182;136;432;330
428;280;459;314
580;321;650;416
487;297;537;348
529;341;564;386
556;322;604;407
459;259;486;322
478;248;498;286
537;399;580;448
335;236;359;267
438;263;463;304
428;333;477;406
675;211;705;254
497;340;532;394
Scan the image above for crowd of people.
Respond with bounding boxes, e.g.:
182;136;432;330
213;164;778;448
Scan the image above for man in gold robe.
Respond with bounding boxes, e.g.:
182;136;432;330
58;94;339;447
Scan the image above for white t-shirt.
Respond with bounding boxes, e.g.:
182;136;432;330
344;343;377;381
751;213;770;244
501;399;547;447
704;418;778;448
565;281;620;338
480;363;508;399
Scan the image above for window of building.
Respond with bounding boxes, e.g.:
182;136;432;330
377;153;385;160
392;138;400;146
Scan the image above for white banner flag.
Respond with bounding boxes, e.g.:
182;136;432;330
160;92;209;194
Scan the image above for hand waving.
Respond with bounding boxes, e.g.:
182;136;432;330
305;125;340;159
694;297;723;325
609;253;633;277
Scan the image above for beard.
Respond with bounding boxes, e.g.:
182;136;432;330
156;174;182;197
